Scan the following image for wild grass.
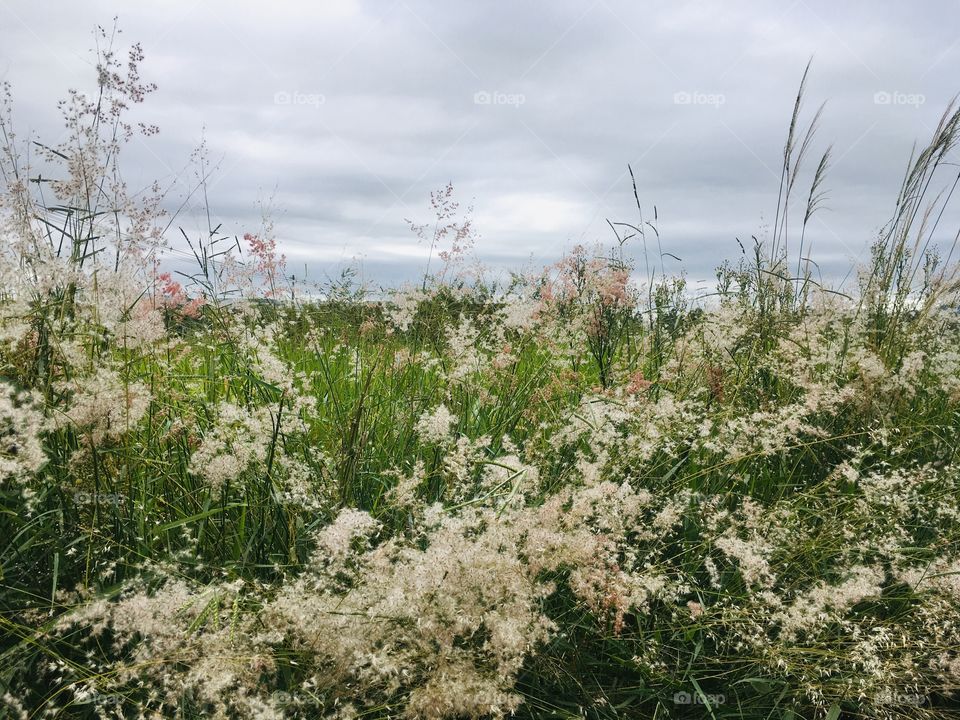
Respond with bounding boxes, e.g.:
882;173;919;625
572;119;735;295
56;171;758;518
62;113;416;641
2;31;960;720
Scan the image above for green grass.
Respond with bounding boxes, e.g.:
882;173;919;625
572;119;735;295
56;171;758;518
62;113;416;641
2;30;960;720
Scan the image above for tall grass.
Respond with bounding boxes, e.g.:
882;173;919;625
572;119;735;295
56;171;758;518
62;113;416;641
1;31;960;720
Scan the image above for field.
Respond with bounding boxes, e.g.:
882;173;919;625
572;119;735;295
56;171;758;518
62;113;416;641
2;36;960;720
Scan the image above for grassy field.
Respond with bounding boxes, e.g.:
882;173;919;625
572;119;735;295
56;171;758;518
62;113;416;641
2;36;960;720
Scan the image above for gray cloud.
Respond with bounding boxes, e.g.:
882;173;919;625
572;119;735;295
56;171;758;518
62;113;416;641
2;0;959;291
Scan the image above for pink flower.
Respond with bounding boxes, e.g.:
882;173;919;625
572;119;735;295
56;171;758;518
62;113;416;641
627;371;652;395
154;272;205;318
244;232;286;298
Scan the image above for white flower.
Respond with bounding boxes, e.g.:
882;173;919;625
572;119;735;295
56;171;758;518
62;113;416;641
58;368;151;444
416;404;457;444
189;402;273;491
0;383;47;486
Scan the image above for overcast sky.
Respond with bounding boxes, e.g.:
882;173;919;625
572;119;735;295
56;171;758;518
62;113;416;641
2;1;960;292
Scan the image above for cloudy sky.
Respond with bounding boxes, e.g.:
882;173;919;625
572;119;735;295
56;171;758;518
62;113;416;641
2;1;959;292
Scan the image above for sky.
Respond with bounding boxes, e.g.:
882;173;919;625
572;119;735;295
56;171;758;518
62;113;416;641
2;0;960;293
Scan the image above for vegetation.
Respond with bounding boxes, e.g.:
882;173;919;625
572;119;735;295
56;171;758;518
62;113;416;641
2;31;960;720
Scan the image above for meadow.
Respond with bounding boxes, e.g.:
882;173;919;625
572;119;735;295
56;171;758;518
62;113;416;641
2;37;960;720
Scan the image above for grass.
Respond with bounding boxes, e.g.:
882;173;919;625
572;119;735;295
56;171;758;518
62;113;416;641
2;29;960;720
